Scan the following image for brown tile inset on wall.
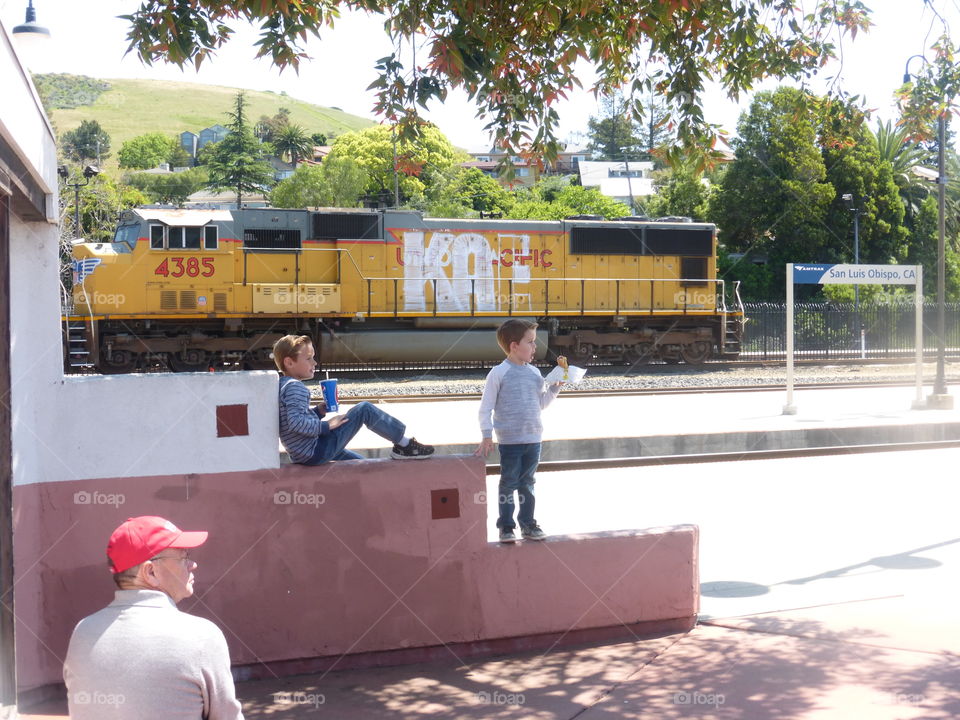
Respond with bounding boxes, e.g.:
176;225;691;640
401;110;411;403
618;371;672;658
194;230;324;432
431;488;460;520
216;404;249;438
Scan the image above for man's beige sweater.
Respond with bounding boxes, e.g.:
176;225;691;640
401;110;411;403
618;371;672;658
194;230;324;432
64;589;244;719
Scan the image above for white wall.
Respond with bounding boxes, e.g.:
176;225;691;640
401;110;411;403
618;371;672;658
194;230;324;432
3;20;280;488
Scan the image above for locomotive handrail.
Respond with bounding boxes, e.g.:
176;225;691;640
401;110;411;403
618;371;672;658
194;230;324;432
354;276;733;318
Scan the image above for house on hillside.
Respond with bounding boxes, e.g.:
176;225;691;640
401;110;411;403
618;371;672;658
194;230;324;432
268;157;294;181
180;131;198;159
462;149;540;187
197;124;228;150
577;160;655;206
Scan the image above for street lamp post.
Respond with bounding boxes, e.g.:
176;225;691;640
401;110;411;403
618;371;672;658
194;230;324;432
58;165;99;240
904;55;953;409
841;193;865;358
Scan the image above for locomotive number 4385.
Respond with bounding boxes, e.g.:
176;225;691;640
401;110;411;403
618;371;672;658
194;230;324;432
154;257;215;278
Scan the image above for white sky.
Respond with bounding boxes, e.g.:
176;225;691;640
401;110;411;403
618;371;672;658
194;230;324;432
3;0;959;151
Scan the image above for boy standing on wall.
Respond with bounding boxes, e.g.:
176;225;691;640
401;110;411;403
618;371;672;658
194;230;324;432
475;319;564;543
274;335;434;464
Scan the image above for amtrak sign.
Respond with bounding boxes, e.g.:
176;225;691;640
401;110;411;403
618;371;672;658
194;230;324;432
792;263;918;285
784;262;924;414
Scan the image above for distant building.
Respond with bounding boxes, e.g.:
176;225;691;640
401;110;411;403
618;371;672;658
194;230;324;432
462;149;541;187
268;156;294;182
577;160;656;205
180;131;198;158
197;124;228;150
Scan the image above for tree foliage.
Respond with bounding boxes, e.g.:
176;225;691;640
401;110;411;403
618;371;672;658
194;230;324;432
121;1;871;160
126;168;209;206
711;87;835;300
506;181;630;220
587;92;672;162
643;161;713;221
324;124;465;204
61;120;111;164
270;157;368;208
424;167;515;217
60;171;147;243
206;92;275;207
118;132;179;170
33;73;110;110
273;124;314;167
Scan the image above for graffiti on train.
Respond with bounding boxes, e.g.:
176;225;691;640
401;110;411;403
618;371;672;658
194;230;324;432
398;231;553;312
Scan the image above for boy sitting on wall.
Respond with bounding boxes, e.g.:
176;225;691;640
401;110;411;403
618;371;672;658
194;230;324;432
274;335;434;464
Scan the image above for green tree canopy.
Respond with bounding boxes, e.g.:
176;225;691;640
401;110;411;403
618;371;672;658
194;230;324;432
273;124;314;168
506;181;630;220
121;1;870;160
126;168;209;206
206;91;275;208
425;167;515;217
270;157;368;208
821;117;907;267
61;120;111;165
118;132;179;170
710;87;835;299
325;124;465;205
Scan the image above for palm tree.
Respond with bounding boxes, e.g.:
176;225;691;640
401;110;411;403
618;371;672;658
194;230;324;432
876;119;929;221
273;124;314;168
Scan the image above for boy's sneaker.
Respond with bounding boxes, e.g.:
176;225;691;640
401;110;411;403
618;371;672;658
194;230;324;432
499;528;518;544
390;437;435;460
521;523;546;541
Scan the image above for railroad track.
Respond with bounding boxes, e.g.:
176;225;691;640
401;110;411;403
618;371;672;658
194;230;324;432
324;379;930;405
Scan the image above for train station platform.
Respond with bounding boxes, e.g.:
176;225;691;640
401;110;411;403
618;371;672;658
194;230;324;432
345;383;960;462
24;443;960;719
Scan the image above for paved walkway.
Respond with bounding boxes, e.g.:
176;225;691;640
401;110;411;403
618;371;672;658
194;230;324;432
22;392;960;719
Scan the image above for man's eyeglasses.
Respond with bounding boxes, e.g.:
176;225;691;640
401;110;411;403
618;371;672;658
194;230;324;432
150;552;191;565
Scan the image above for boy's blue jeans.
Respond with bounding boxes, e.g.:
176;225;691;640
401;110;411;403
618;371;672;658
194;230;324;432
496;442;541;530
305;401;405;465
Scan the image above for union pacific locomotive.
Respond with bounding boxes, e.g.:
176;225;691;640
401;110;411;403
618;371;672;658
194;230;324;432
65;208;744;373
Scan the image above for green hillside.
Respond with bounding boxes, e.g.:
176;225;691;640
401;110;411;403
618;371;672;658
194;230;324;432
47;77;374;170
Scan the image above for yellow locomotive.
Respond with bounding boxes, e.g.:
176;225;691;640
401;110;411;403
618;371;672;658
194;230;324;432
66;208;744;373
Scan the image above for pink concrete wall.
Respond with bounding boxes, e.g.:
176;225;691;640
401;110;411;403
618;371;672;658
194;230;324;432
13;457;698;692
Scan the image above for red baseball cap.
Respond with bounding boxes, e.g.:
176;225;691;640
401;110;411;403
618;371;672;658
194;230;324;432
107;516;208;573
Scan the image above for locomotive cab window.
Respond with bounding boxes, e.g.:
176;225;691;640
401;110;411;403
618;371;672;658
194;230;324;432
150;224;164;250
113;224;139;252
204;225;218;250
150;224;218;250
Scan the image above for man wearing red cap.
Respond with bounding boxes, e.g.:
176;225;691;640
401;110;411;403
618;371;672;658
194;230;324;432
63;516;244;719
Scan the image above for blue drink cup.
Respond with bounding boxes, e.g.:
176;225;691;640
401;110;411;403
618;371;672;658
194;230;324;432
320;379;339;413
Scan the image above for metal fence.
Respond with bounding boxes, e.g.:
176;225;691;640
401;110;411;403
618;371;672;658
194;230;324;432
741;302;960;360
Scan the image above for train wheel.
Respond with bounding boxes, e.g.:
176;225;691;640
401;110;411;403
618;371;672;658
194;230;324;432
99;349;138;374
623;343;653;366
680;341;711;365
168;349;211;373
